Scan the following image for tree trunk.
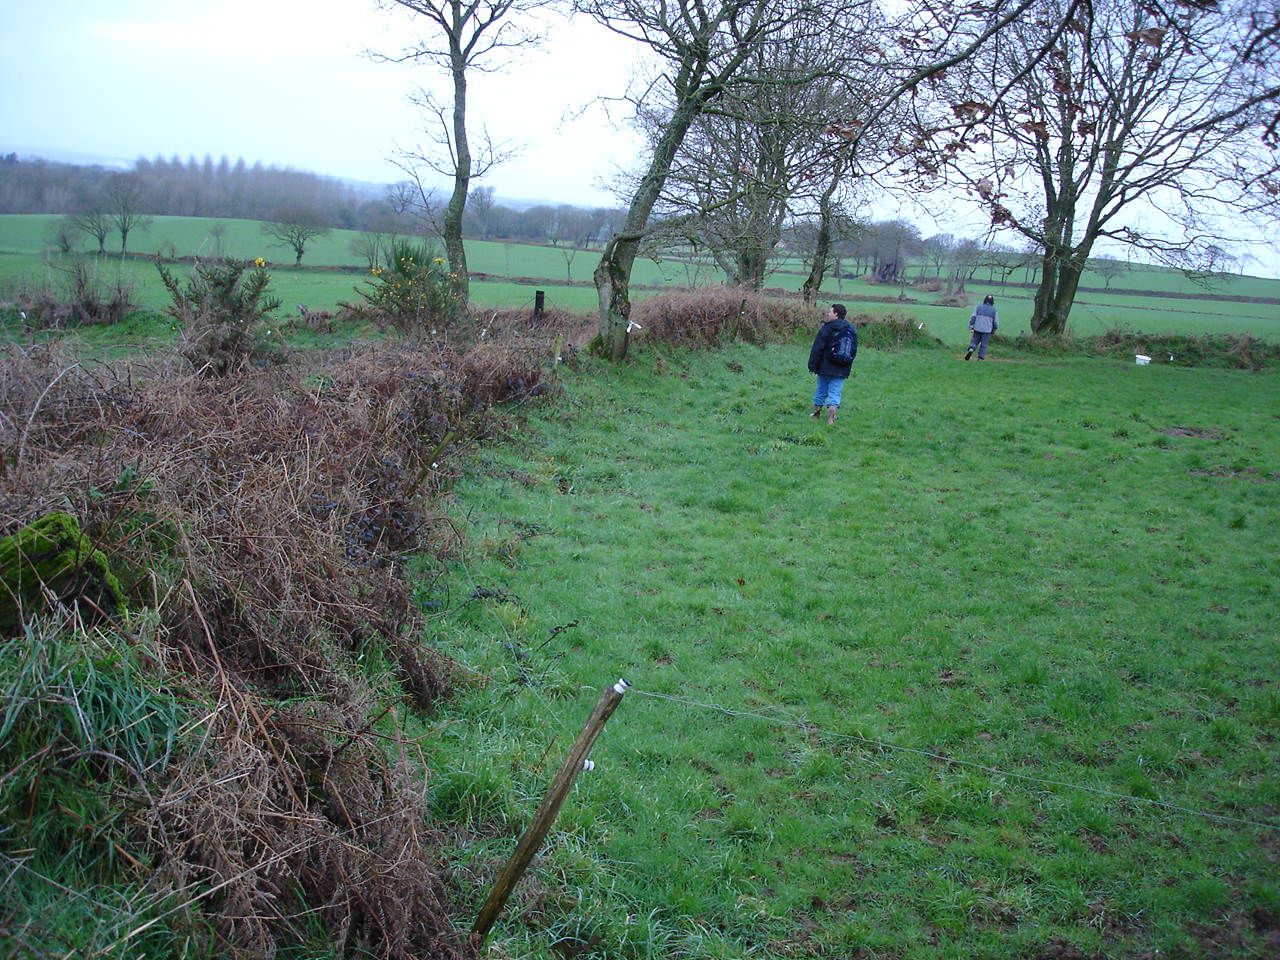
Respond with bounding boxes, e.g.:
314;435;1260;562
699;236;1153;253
1030;250;1086;335
445;55;471;304
734;243;768;291
593;232;641;361
295;248;303;267
593;96;705;361
801;175;840;306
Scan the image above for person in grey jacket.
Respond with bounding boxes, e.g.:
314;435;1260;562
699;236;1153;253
965;295;998;360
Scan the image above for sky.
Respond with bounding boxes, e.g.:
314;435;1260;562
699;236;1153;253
2;1;1277;278
0;0;643;206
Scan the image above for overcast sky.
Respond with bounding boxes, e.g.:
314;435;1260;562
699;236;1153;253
2;1;1277;277
0;0;643;206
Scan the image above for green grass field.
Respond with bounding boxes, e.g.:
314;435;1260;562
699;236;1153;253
418;339;1279;959
3;214;1278;348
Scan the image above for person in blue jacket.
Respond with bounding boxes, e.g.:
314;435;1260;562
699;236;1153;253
807;303;857;425
965;294;999;360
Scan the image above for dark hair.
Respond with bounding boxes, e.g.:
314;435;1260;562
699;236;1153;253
831;303;847;319
983;295;995;305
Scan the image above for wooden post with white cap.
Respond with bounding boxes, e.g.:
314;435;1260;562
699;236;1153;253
470;679;629;949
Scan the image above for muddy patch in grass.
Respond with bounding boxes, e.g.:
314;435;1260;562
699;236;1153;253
1160;425;1228;439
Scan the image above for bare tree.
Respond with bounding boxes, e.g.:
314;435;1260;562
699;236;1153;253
350;232;388;270
944;238;985;296
375;0;550;303
919;234;954;282
1089;256;1128;291
466;184;497;239
920;0;1280;334
51;217;78;254
547;205;597;282
576;0;820;360
262;210;330;267
103;174;152;255
208;221;228;258
1241;2;1280;143
647;6;860;292
867;220;921;285
70;204;111;256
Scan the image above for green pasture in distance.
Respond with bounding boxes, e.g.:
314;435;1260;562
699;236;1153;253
5;213;1277;300
0;249;606;318
2;214;1277;345
6;213;1278;301
0;213;361;266
424;343;1280;959
0;252;368;313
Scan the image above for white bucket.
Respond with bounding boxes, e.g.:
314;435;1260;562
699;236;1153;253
1135;354;1151;366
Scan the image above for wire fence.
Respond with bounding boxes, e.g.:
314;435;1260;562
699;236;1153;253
592;683;1280;834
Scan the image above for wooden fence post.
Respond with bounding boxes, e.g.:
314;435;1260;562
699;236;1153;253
470;678;629;950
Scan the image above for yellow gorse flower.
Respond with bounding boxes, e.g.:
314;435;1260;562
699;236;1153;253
254;257;266;268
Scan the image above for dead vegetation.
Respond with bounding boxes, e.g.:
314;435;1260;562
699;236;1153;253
626;289;942;353
0;305;585;957
3;259;138;327
630;287;819;348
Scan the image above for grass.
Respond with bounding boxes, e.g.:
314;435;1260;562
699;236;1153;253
416;337;1280;958
4;215;1279;348
0;616;201;958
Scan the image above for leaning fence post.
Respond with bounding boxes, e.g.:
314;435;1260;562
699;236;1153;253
470;678;629;950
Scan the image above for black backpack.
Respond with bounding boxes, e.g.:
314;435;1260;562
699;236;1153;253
828;324;856;364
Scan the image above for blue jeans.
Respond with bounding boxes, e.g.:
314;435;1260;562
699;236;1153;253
968;330;992;358
813;375;845;408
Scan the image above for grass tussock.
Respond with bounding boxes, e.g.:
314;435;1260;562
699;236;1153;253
0;329;562;957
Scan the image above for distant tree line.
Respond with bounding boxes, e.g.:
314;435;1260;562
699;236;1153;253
0;152;1189;293
0;153;632;253
0;153;375;224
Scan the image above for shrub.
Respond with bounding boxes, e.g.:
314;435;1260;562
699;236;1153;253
851;311;943;350
158;257;285;376
631;287;817;348
353;240;462;334
11;259;137;327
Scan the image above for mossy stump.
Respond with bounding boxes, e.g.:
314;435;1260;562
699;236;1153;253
0;511;126;634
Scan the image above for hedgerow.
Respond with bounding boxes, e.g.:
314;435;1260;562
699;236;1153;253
0;305;584;957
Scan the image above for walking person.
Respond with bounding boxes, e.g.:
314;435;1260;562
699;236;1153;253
965;294;999;360
807;303;857;425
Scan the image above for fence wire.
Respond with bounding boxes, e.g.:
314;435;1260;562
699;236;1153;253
594;684;1280;834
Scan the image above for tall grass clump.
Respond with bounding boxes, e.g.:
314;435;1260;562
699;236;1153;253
0;614;197;957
